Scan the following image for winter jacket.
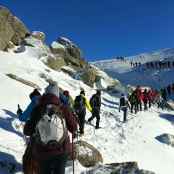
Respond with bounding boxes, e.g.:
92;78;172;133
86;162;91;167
59;93;74;111
23;93;77;161
90;94;101;110
74;94;92;113
19;96;40;122
119;96;130;111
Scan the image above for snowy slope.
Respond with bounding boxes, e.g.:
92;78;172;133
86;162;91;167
0;46;174;174
92;48;174;89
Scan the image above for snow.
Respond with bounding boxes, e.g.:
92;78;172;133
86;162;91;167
0;46;174;174
51;41;66;50
92;48;174;89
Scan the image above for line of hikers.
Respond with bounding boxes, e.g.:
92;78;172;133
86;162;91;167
17;82;102;174
118;85;170;123
130;61;174;69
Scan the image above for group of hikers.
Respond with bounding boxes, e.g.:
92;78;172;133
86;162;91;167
118;85;172;123
130;61;174;70
17;81;102;174
16;81;173;174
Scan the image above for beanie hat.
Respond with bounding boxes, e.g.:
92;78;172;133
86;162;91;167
45;82;59;98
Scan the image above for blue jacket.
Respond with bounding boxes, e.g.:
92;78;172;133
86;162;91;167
19;96;40;122
59;93;69;106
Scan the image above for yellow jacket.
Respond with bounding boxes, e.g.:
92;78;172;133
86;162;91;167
81;94;92;112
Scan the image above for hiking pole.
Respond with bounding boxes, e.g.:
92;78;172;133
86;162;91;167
72;133;75;174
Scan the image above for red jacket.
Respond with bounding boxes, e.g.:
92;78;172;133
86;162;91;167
24;94;77;160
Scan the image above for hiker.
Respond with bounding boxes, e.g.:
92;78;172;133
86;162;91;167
18;89;41;122
167;85;171;96
60;90;74;112
23;82;77;174
160;88;167;101
143;89;148;110
128;91;138;114
119;94;130;123
74;90;92;135
88;90;101;129
135;86;142;111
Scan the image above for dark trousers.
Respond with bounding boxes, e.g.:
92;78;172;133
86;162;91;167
122;107;127;122
144;101;148;110
130;103;137;114
88;108;100;128
39;153;68;174
77;111;86;134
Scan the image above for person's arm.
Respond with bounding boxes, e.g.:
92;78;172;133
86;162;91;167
62;106;77;134
23;106;41;136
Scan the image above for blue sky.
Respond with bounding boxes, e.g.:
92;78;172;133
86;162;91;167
1;0;174;61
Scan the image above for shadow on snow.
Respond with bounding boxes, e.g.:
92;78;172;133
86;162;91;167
0;109;23;138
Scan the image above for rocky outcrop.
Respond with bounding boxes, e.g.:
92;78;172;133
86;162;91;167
75;140;103;167
58;36;81;59
32;31;45;42
6;74;41;90
86;162;155;174
50;37;86;70
0;6;29;50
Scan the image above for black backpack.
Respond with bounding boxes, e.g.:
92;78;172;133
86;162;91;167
74;95;86;112
120;97;125;106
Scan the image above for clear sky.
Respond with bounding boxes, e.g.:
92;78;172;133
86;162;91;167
1;0;174;61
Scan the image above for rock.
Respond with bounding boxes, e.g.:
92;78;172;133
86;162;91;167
0;6;29;50
86;162;155;174
50;41;66;55
138;170;155;174
75;140;103;167
156;133;174;147
57;36;81;59
32;31;45;42
45;55;66;70
80;66;97;87
5;41;15;50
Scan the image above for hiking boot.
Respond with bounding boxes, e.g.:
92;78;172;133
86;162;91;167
95;126;100;129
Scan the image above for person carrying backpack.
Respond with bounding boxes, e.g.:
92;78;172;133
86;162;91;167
74;90;92;135
18;89;41;122
88;90;101;129
119;94;130;123
23;82;77;174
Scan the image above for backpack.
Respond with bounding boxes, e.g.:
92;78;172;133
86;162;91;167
120;97;125;106
89;95;94;108
74;95;86;112
35;104;67;147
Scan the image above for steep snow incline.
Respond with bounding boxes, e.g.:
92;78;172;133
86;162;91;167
0;49;174;174
92;48;174;89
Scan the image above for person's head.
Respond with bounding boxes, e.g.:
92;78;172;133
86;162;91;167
121;93;125;97
80;90;85;96
45;81;59;98
63;90;69;97
96;90;101;95
29;89;41;100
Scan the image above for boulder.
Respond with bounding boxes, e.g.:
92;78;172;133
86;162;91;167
0;6;29;50
57;36;81;59
50;41;66;55
75;140;103;167
86;162;155;174
80;66;97;87
45;56;66;70
32;31;45;42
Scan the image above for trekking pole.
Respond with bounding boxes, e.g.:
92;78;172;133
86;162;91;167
72;133;75;174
